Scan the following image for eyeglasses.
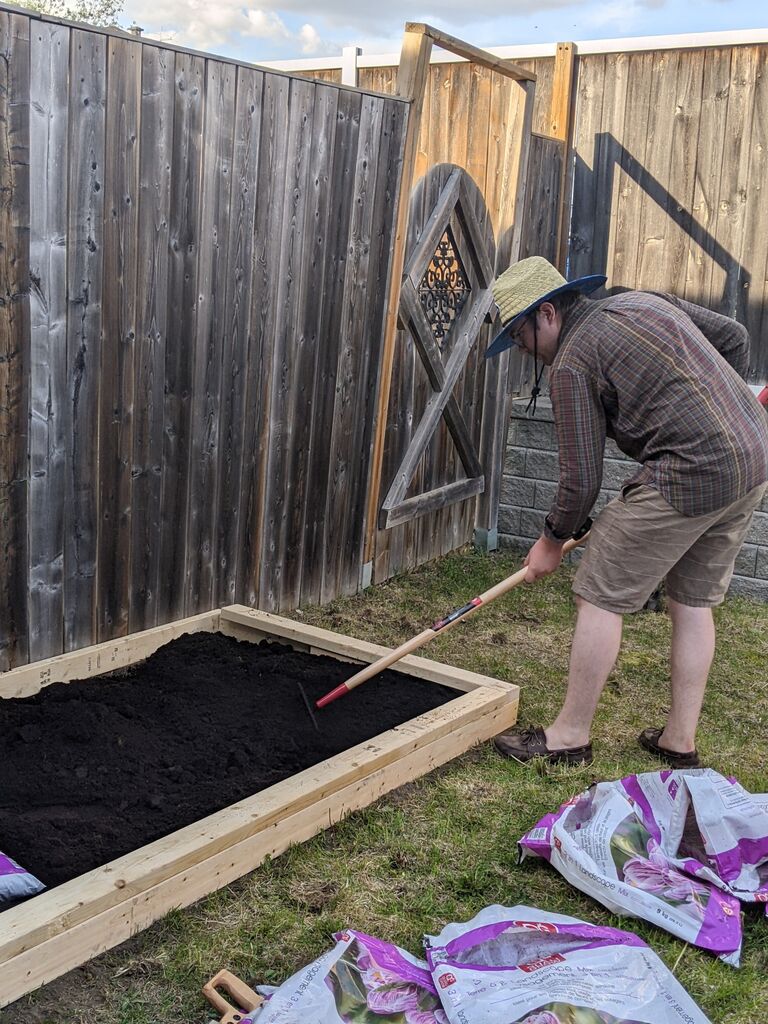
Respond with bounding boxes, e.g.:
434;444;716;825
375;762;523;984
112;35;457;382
509;316;530;348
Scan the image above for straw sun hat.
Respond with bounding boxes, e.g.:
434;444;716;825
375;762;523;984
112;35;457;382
486;256;606;358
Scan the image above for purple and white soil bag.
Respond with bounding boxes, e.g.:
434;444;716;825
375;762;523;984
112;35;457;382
0;850;45;907
242;928;447;1023
425;904;709;1024
519;769;768;966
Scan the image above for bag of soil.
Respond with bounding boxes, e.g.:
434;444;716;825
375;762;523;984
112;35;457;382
519;769;768;966
0;850;45;907
424;904;710;1024
242;928;447;1023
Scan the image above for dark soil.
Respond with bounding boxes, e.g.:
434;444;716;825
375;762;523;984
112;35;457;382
0;631;456;892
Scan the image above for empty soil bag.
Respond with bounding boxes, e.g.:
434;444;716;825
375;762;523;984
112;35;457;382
519;769;768;966
0;850;44;908
424;904;710;1024
241;929;447;1023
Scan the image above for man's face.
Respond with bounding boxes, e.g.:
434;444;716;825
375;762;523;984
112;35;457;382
508;302;562;365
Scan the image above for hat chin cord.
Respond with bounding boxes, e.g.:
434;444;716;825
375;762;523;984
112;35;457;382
525;313;545;418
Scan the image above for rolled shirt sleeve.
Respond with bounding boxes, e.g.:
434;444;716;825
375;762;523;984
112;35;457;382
544;368;606;542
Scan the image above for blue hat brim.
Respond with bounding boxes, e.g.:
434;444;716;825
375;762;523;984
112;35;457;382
485;274;607;359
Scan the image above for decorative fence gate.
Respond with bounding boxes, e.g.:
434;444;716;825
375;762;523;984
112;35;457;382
372;163;500;579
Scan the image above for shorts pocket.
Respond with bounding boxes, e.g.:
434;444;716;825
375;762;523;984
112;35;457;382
619;481;645;504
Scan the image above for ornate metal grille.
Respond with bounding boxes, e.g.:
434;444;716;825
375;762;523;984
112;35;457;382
417;226;470;345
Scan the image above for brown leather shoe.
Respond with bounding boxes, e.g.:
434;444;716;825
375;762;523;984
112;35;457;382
638;727;700;769
493;725;593;766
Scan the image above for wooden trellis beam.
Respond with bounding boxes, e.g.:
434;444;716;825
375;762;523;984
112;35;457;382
405;23;537;82
363;23;537;574
549;41;577;272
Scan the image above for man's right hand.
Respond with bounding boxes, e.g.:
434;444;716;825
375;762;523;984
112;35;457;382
523;534;565;582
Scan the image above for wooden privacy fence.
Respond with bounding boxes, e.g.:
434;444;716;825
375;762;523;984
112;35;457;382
0;10;409;670
567;42;768;383
0;15;536;672
296;33;768;385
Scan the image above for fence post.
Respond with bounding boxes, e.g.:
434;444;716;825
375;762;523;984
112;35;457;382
361;25;433;587
341;45;361;87
549;41;576;273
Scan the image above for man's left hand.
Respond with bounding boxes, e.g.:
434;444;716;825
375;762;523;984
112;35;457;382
524;534;565;583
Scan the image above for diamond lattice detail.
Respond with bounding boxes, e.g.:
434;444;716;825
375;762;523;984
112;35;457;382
417;226;471;346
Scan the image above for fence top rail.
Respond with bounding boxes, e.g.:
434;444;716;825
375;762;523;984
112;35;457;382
0;0;408;103
262;25;768;73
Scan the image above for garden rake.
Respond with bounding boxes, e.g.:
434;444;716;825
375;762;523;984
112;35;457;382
316;519;591;709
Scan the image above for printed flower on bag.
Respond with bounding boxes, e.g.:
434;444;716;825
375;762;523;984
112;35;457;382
622;843;710;915
405;1008;449;1024
366;982;424;1014
519;1012;560;1024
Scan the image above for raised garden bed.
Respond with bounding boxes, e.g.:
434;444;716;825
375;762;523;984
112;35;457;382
0;606;519;1007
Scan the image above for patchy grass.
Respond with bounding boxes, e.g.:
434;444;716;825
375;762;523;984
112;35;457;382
3;548;767;1024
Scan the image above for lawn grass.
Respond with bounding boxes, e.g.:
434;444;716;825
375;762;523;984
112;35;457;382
3;547;767;1024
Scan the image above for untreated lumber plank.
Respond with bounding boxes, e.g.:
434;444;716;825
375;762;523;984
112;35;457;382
404;23;535;82
363;26;432;570
0;610;221;699
549;42;576;271
0;673;515;966
219;606;515;692
0;693;517;1007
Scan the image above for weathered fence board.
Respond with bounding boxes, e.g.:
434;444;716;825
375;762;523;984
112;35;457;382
186;59;236;614
98;37;141;642
0;13;30;673
237;70;290;610
260;76;316;611
215;66;263;609
0;10;409;670
299;88;358;609
160;51;204;624
130;44;174;633
66;29;105;652
28;22;68;662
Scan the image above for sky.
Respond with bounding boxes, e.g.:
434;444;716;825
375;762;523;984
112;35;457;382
118;0;767;64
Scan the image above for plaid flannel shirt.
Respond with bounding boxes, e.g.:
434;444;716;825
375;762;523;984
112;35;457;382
544;291;768;542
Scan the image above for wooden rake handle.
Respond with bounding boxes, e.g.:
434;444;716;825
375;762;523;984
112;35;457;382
202;969;263;1023
316;523;591;709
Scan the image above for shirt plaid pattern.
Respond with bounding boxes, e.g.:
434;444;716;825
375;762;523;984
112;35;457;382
543;291;768;542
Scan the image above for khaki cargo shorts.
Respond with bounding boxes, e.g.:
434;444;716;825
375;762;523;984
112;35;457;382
573;482;767;613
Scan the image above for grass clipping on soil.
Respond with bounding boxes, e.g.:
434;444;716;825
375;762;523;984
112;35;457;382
3;548;768;1024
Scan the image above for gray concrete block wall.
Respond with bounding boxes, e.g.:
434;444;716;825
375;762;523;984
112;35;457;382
499;398;768;601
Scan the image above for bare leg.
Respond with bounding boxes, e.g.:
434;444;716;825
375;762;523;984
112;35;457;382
545;596;623;749
658;599;714;753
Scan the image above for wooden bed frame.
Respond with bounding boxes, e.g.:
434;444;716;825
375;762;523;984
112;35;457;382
0;606;519;1007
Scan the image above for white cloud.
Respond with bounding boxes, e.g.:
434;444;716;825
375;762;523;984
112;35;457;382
127;0;332;55
246;8;292;40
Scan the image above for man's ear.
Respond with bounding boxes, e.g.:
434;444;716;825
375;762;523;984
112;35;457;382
538;301;557;323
